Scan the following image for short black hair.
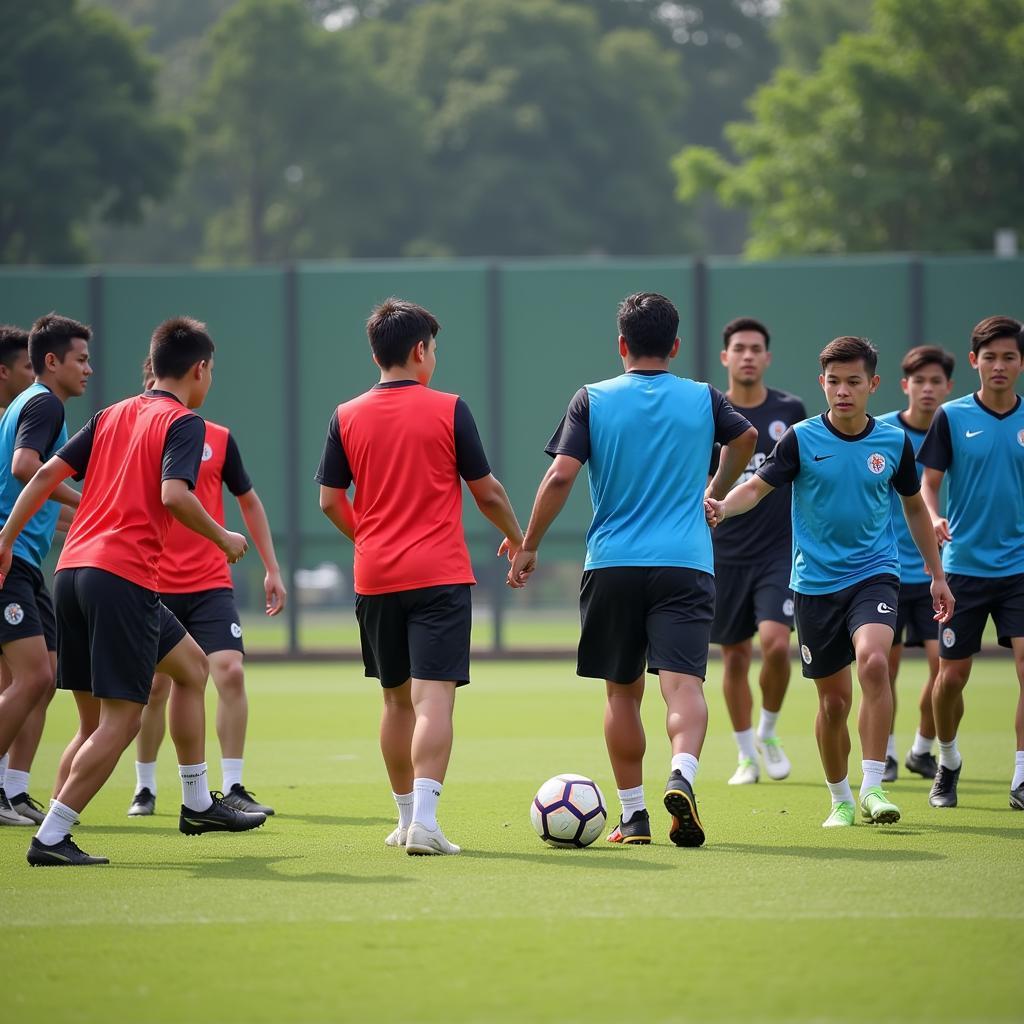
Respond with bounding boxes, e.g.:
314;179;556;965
28;313;91;375
970;315;1023;356
150;316;215;379
141;355;154;388
0;325;29;369
901;345;954;380
617;292;680;359
723;316;770;349
819;336;878;376
366;299;440;370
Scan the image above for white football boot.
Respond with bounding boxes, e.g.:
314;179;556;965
406;821;461;855
727;757;759;785
758;737;792;781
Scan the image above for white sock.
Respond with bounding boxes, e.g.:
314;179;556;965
617;785;646;822
222;758;244;792
135;761;157;795
911;731;934;757
861;759;885;796
671;753;699;786
35;800;79;846
886;734;897;759
0;752;7;788
1012;751;1024;790
826;776;854;806
179;762;212;812
756;709;780;742
4;768;29;798
392;791;414;829
938;737;962;771
412;777;443;830
734;728;757;761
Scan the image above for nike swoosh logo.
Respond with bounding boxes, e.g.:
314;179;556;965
813;455;835;462
965;430;983;438
877;603;896;614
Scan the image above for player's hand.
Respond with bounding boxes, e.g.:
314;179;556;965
498;535;523;562
0;540;11;589
704;498;724;528
221;530;248;564
507;548;537;589
930;577;955;624
264;569;287;616
932;517;952;546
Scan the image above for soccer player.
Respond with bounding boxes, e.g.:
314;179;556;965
509;292;757;848
711;317;806;785
128;357;286;818
0;316;266;866
0;315;91;827
317;299;523;856
876;345;954;783
705;336;953;828
918;315;1024;811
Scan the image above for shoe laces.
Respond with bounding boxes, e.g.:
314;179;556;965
20;793;44;813
63;834;85;855
761;738;783;761
233;785;258;800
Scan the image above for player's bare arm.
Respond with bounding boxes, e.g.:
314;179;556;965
705;475;774;529
706;425;758;500
319;483;356;542
921;466;950;544
162;478;247;563
10;447;81;508
509;454;583;588
899;490;954;623
0;455;75;582
465;473;524;561
236;488;286;615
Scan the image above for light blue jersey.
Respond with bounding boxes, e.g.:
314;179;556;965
877;410;930;584
0;382;67;567
757;414;920;595
546;371;751;573
918;393;1024;578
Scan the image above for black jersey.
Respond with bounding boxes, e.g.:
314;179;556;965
710;388;807;566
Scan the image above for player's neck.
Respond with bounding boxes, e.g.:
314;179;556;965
977;387;1019;414
378;368;423;384
624;357;671;373
826;408;869;436
727;380;767;408
36;374;68;404
152;377;194;407
902;406;934;431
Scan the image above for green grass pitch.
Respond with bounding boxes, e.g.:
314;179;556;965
3;658;1021;1023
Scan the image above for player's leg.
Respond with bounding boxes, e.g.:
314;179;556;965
128;672;170;816
0;655;29;824
992;577;1024;807
1011;637;1024;809
380;679;415;845
53;690;100;796
813;668;856;827
851;621;901;823
755;620;793;781
603;675;650;843
661;671;708;847
885;642;901;783
905;639;940;779
0;636;54;770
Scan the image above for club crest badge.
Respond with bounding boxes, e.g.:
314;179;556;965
769;420;787;441
783;598;794;618
4;603;24;626
800;644;812;664
230;622;243;639
942;628;956;648
867;452;886;474
202;443;214;462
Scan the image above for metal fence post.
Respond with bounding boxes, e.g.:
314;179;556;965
487;262;506;654
693;258;709;381
284;264;300;657
88;271;105;415
909;256;925;346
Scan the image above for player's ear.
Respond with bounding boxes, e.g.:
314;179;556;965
618;336;629;359
818;373;826;392
900;377;910;396
869;375;880;392
719;347;729;367
668;337;680;360
765;351;772;367
968;351;980;369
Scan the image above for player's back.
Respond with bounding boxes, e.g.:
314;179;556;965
585;371;717;573
58;392;194;590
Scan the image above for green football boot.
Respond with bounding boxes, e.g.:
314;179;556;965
860;786;901;824
822;801;856;828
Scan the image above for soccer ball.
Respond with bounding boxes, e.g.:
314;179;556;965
530;774;607;848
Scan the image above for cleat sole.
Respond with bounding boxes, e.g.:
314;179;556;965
664;789;705;848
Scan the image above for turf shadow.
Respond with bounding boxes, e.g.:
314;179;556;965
708;842;946;862
906;819;1023;840
113;853;414;885
458;848;675;871
285;814;393;827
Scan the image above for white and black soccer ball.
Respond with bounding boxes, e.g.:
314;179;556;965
530;773;607;848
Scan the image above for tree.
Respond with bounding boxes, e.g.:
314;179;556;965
375;0;690;256
674;0;1024;256
772;0;873;73
0;0;183;263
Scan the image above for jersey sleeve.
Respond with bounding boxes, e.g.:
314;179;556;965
162;414;205;488
709;386;753;444
453;398;491;482
544;387;590;463
55;413;100;481
222;433;253;497
891;433;922;497
917;408;953;471
14;392;65;458
314;412;353;489
756;427;801;487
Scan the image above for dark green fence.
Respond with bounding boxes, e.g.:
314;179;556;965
1;254;1021;655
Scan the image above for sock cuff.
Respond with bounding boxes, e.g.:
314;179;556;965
392;791;414;804
51;800;79;825
616;785;645;801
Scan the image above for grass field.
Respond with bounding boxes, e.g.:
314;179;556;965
4;658;1022;1024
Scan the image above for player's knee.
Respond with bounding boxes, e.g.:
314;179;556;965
761;637;789;668
721;646;751;674
856;650;889;686
819;691;850;723
215;662;245;699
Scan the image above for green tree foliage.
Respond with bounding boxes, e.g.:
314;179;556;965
772;0;873;73
375;0;689;256
0;0;183;263
674;0;1024;256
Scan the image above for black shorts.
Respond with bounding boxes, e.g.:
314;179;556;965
55;568;188;704
794;574;899;680
940;572;1024;660
355;584;472;688
0;556;56;653
710;555;794;646
894;581;936;648
160;587;244;656
578;566;715;684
